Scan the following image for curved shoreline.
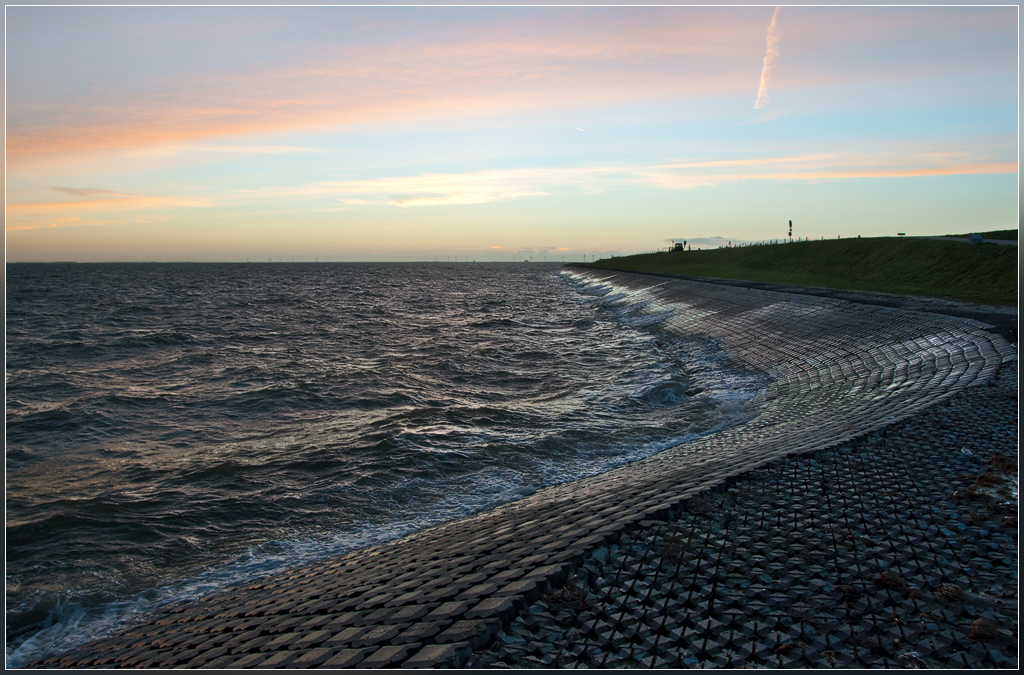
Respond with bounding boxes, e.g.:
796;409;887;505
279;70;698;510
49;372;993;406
577;265;1018;344
37;269;1016;669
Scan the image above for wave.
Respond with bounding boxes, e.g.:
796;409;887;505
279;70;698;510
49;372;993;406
5;263;766;666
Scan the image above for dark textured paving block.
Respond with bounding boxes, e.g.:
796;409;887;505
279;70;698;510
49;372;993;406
260;649;304;667
290;646;336;667
494;578;545;601
465;595;526;623
319;647;372;668
423;600;472;622
360;643;421;668
350;624;407;648
434;619;500;649
230;652;269;668
402;641;473;668
393;621;448;645
322;625;370;648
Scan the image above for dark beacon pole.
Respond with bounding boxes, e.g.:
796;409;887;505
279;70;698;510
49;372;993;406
788;220;792;243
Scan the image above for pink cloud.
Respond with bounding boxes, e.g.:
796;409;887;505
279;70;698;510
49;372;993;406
643;151;1017;189
7;194;211;212
9;6;1012;168
6;189;212;231
7;8;769;160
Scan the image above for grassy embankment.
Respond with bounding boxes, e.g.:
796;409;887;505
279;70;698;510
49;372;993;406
945;229;1018;241
587;236;1018;305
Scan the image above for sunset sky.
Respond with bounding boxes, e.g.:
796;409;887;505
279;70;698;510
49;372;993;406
5;5;1018;262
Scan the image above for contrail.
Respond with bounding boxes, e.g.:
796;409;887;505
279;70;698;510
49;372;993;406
754;6;781;109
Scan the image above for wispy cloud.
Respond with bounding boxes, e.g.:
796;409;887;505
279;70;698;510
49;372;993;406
6;188;212;231
5;213;172;232
240;166;621;208
336;168;604;208
786;163;1018;179
231;149;1016;211
6;215;87;231
123;143;330;159
8;195;211;212
656;155;829;170
644;151;1016;189
754;7;781;109
50;187;133;198
6;8;768;161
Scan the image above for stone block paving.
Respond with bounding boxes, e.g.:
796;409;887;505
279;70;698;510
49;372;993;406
36;270;1016;669
470;363;1018;669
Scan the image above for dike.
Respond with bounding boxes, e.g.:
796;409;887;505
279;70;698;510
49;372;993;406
36;268;1016;669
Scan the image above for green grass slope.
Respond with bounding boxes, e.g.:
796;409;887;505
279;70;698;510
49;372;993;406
587;237;1017;305
944;229;1018;241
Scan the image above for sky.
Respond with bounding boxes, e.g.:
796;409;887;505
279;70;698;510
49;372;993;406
5;5;1019;262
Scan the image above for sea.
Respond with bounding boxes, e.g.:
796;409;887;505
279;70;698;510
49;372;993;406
5;262;765;666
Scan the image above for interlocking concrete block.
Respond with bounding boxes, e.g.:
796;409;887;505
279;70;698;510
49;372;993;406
293;598;337;615
230;652;269;668
464;595;526;625
359;643;421;669
298;614;334;631
456;582;500;600
198;654;241;668
459;572;492;586
424;600;471;622
519;553;552;567
291;628;332;650
386;590;430;607
393;621;447;645
476;556;513;571
356;593;393;611
360;607;398;624
401;641;473;668
185;645;230;668
260;650;303;667
350;624;407;648
494;577;546;603
259;632;299;652
434;619;501;650
422;586;461;603
319;647;372;668
323;625;370;648
389;604;433;623
290;646;336;667
526;562;572;586
324;611;364;629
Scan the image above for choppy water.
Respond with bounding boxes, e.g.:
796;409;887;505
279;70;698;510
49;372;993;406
5;262;764;666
